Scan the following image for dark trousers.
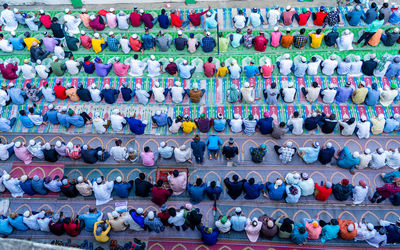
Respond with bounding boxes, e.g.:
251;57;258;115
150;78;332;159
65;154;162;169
370;191;386;203
274;145;282;156
301;87;307;97
175;224;188;231
357;32;374;45
194;153;203;164
80;112;91;124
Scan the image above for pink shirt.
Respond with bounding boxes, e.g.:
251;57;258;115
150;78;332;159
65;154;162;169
305;221;322;239
14;146;33;165
203;62;216;77
106;13;117;28
80;14;91;29
80;35;92;49
270;31;282;47
113;62;129;76
168;172;187;195
261;65;274;77
140;152;154;166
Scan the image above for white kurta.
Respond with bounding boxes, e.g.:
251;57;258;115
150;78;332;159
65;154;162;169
352;185;368;204
129;59;146;77
20;64;36;79
110;146;128;161
337;33;354;51
64;14;81;34
93;181;114;206
3;176;24;197
147;60;161;78
0;9;18;31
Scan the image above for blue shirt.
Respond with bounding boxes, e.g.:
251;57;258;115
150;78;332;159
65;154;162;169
83;61;95;74
363;8;378;24
9;37;25;50
8;216;28;231
258;118;273;134
243;182;264;200
141;34;155;50
107;36;120;51
321;225;340;243
204;12;218;31
8;88;26;105
121;87;134;101
347;10;364;26
78;211;102;231
244;65;259;78
318;147;335;164
389;10;400;24
187;183;206;204
101;89;119;104
178;63;195;79
114;182;131;198
266;182;286;200
291;223;308;245
0;217;13;235
200;226;219;245
204;186;222;200
158;146;173;159
158;14;170;29
213;119;226;132
384;118;399;133
294;63;308;77
365;88;380;105
385;62;400;78
0;119;11;132
298;146;320;164
152;113;167;127
44;110;59;124
200;37;216;52
32;179;47;195
66;115;84;127
130;211;145;228
20;180;35;195
57;112;70;128
230;215;247;231
205;135;222;150
126;118;146;135
20;115;34;128
335;86;353;103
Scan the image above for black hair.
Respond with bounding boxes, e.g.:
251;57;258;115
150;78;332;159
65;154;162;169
312;82;319;88
156;179;163;187
232;174;239;181
139;173;145;180
196;178;203;186
316;29;322;34
279;122;286;128
210;181;216;188
144;146;150;152
293;111;299;118
161;9;166;14
19;110;26;116
168;207;176;217
134;54;138;59
300;28;306;34
249;178;255;185
208;57;213;63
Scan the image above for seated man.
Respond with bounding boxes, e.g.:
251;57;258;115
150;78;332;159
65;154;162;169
187;82;205;104
274;141;296;164
194;113;213;133
298;141;320;164
334;146;360;174
250;144;267;163
66;109;92;128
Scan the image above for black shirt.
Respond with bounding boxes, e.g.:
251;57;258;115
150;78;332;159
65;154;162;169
222;146;238;159
319;119;337;134
187;211;202;226
361;59;378;76
43;149;59;162
224;178;245;200
50;23;64;38
174;37;187;51
77;88;92;102
81;149;99;164
60;183;79;198
66;35;79;51
134;178;153;197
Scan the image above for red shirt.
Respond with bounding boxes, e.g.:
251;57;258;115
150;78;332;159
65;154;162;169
298;11;311;26
80;35;92;49
203;62;216;77
165;63;177;75
170;13;183;27
189;10;208;26
54;85;67;100
141;13;154;29
151;186;172;206
314;183;332;201
130;12;142;27
129;38;142;51
157;211;171;226
254;35;268;52
0;63;18;80
89;15;105;31
64;222;80;237
39;15;52;29
314;11;327;26
376;183;400;198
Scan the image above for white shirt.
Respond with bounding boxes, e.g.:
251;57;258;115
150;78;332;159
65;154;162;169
152;86;165;103
174;148;192;163
380;89;398;107
25;16;39;31
241;87;254;103
42;87;56;102
369;152;387;169
287;117;304;135
38;217;51;232
267;9;280;26
337;33;354;51
356;153;371;169
93;181;114;206
0;39;12;52
0;89;10;106
65;60;81;75
307;60;321;75
298;178;315;196
355;223;376;241
117;13;130;30
27;144;45;159
349;61;363;76
64;14;81;34
135;89;150;105
54;46;65;59
352;185;368;204
356;121;371;139
89;88;101;102
230;119;243;133
120;38;131;53
171;86;185;104
321;88;337;104
110;114;126;132
279;59;293;75
305;87;321;103
28;113;43;126
282;87;296;103
20;64;36;79
0;143;14;161
110;146;127;161
23;211;44;230
386;150;400;169
366;231;387;248
215;219;232;233
373;61;391;77
129;59;146;77
35;65;50;79
93;117;107;133
233;15;246;29
44;179;62;192
321;59;338;75
338;120;356;136
3;176;24;197
168;210;185;226
0;9;18;31
124;212;143;231
147;60;161;77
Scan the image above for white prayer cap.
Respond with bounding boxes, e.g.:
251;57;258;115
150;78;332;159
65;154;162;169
364;148;371;154
39;10;44;14
143;120;148;125
147;211;154;219
77;176;83;183
286;27;291;32
273;26;279;31
55;140;62;147
394;113;400;119
286;141;293;147
283;54;290;59
378;114;385;120
244;82;250;88
301;57;307;63
206;11;212;17
275;179;283;188
20;175;28;182
66;142;73;149
206;32;211;36
150;55;155;60
378;148;385;154
108;31;114;36
136;208;143;214
90;15;96;20
82;145;88;150
45;143;51;150
312;112;317;117
116;176;122;183
80;30;86;35
96;177;102;184
155;110;161;116
235;207;242;213
38;212;45;219
52;56;58;61
360;115;367;121
139;9;144;14
342;114;349;120
110;8;115;12
394;28;400;34
353;151;359;158
112;108;120;114
347;224;355;232
329;83;335;89
23;210;30;217
104;84;110;89
131;34;138;39
160;141;166;147
234;114;240;119
330;55;337;60
154;81;160;87
15;141;21;148
11;31;16;36
36;59;42;65
3;174;10;180
288;82;294;87
175;81;181;87
136;84;142;89
13;8;19;13
65;8;70;13
180;145;187;150
293;173;300;179
367;223;374;231
29;139;35;146
183;60;188;64
112;211;119;218
66;82;72;88
326;142;332;148
344;29;350;35
62;179;68;185
61;107;68;112
94;33;100;39
169;58;174;62
81;8;87;13
177;30;183;36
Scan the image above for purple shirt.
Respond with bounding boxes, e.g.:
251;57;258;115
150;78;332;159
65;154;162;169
43;37;59;52
335;86;353;104
141;13;154;29
94;62;112;77
140;151;154;166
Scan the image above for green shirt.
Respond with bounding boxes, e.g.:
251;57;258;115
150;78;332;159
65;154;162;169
50;61;66;76
365;19;384;33
217;37;229;52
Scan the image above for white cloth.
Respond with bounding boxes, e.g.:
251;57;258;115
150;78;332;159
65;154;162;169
338;120;356;136
307;60;321;75
352;185;368;204
298;178;315;196
168;210;185;226
23;211;44;230
93;181;114;206
282;87;296;103
64;14;81;34
0;143;13;161
233;15;246;29
174;148;192;163
215;219;232;233
171;86;185;104
0;39;13;52
241;87;255;103
152;86;165;103
35;65;50;79
20;64;36;79
110;146;128;161
366;231;387;248
42;87;56;102
129;59;146;77
135;89;150;105
65;60;81;75
27;144;45;159
120;38;131;53
355;223;376;241
337;33;354;51
380;89;398;107
369;152;387;169
287;117;304;135
267;9;280;26
356;121;371;139
386;151;400;169
54;46;65;60
117;12;130;30
321;88;337;104
230;119;243;133
305;87;321;103
124;213;143;231
147;60;161;77
373;61;391;77
38;217;51;232
279;59;293;75
93;117;107;133
89;88;101;102
25;16;39;31
356;153;372;169
3;173;24;197
349;61;363;76
110;114;126;132
169;120;182;133
321;59;338;76
44;179;62;192
0;9;18;31
0;89;10;106
28;114;43;126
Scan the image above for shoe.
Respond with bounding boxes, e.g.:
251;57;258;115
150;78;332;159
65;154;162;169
134;238;141;245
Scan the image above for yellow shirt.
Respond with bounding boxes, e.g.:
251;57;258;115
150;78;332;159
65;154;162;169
370;117;385;135
182;121;197;134
309;33;324;49
351;87;368;104
24;37;40;50
92;38;105;53
94;221;111;243
216;66;229;77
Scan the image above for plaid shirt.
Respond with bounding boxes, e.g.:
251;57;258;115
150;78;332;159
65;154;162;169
200;37;216;52
107;37;120;51
278;147;296;164
376;183;400;198
251;148;266;163
294;34;308;49
323;10;340;28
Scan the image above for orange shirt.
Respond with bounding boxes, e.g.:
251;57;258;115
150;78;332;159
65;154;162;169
338;219;357;240
280;34;294;48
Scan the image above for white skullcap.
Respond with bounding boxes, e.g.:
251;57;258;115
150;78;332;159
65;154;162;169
136;208;143;214
62;179;68;185
108;31;114;36
77;176;83;183
15;141;22;148
330;55;337;60
378;114;385;120
286;27;291;32
235;207;242;213
110;8;115;12
361;115;367;121
353;151;360;158
284;54;290;59
66;82;72;88
342;114;349;120
65;8;70;13
136;84;142;89
286;141;293;147
104;84;110;89
55;140;62;147
326;142;332;148
206;11;211;16
367;223;374;231
147;211;155;219
45;143;51;150
312;112;317;117
160;141;166;147
61;107;68;112
169;58;174;62
36;59;41;65
206;32;211;36
143;120;148;125
244;82;250;88
175;81;181;87
394;28;400;34
80;30;85;35
39;10;44;14
20;175;28;182
81;8;87;12
9;83;14;87
273;26;279;31
96;177;102;184
234;114;240;119
293;173;300;179
23;210;30;217
288;82;294;87
348;224;355;232
155;110;161;116
52;56;58;61
13;8;19;13
116;176;122;183
154;82;160;87
177;30;183;35
275;179;283;187
183;60;188;64
111;211;119;218
180;145;187;150
150;55;155;60
364;148;371;154
29;139;35;146
131;34;138;39
94;33;100;39
378;148;385;154
82;145;88;150
344;29;350;35
139;9;144;14
286;5;291;10
301;57;307;63
90;15;96;20
11;31;16;36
